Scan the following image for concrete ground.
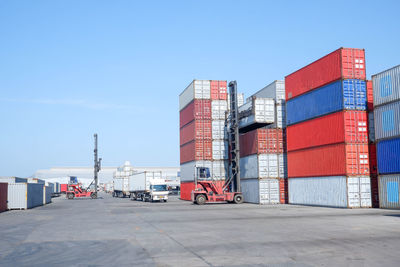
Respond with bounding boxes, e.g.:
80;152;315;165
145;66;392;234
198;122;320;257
0;194;400;267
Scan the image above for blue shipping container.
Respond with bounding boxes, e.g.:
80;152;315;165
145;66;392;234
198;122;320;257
286;79;366;125
377;137;400;174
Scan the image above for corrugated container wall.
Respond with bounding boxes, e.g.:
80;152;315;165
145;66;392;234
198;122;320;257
286;79;367;126
378;175;400;209
179;80;211;111
7;183;43;210
240;154;286;179
0;183;7;212
240;128;284;157
240;179;280;204
373;100;400;141
377;137;400;174
372;65;400;107
367;80;374;110
285;48;366;100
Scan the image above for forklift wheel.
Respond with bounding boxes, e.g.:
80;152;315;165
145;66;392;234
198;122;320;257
195;194;206;205
233;194;244;204
91;192;97;199
67;193;74;200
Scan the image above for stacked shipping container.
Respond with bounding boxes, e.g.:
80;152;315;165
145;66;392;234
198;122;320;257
179;80;229;200
372;65;400;209
239;81;288;204
286;48;372;208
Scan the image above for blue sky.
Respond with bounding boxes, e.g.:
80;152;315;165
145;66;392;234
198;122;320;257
1;0;399;177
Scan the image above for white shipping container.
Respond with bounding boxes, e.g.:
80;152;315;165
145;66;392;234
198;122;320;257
238;98;275;129
0;177;27;183
227;93;245;109
373;100;400;141
113;177;129;193
251;80;285;101
7;183;44;210
368;111;375;142
179;80;211;111
241;178;280;204
266;103;286;129
180;160;227;181
372;65;400;107
212;140;228;160
211;100;228;120
212;120;227;140
240;154;286;179
378;174;400;209
289;176;371;208
128;172;163;192
212;160;228;180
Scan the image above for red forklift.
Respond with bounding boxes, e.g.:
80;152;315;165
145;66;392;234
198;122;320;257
191;81;244;205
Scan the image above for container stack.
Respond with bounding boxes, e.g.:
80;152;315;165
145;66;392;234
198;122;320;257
286;47;372;208
239;81;287;204
372;65;400;209
179;80;229;200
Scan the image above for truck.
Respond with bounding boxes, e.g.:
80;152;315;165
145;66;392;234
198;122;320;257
129;171;169;202
113;177;130;198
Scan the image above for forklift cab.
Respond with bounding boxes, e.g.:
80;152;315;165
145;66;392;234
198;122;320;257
196;167;211;180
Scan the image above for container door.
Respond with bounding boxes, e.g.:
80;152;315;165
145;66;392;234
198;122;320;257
259;180;269;204
360;177;372;207
347;177;361;208
269;179;280;204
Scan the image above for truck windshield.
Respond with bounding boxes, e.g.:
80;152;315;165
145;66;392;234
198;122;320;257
151;185;167;191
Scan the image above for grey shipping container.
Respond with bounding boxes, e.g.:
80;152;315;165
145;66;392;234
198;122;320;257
241;178;280;204
43;186;52;204
0;177;27;183
289;176;371;208
7;183;44;210
378;174;400;209
373;100;400;141
372;65;400;107
251;80;286;101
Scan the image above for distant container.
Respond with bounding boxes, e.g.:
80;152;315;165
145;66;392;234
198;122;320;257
212;120;227;140
211;100;228;120
0;177;27;183
372;65;400;107
252;80;285;101
180;140;212;164
367;80;374;111
288;143;369;178
368;112;375;143
179;80;211;111
240;178;280;204
180;99;211;128
180;160;227;182
43;186;52;204
238;97;275;132
0;183;7;212
285;48;366;100
377;137;400;174
378;174;400;209
240;128;284;157
373;100;400;141
210;80;227;100
286;110;368;152
180;120;211;146
266;102;286;129
286;79;367;126
289;176;371;208
240;154;286;179
27;178;45;184
7;183;44;210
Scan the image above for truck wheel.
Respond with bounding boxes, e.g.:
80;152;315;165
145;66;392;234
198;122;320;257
195;194;206;205
112;192;115;197
131;194;137;200
67;193;74;200
90;192;97;199
233;194;244;204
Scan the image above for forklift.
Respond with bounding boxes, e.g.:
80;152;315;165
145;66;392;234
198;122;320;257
191;81;244;205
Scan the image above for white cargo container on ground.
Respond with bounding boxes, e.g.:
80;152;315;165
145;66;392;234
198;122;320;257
240;154;286;179
288;176;372;208
179;80;211;110
238;98;275;130
7;183;44;210
129;172;168;202
241;178;280;204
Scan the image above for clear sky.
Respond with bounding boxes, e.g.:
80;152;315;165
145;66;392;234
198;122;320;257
1;0;399;177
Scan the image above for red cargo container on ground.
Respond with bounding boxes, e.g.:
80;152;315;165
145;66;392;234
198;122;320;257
286;111;368;152
179;99;211;128
279;178;288;204
367;80;373;111
180;120;211;146
369;143;378;175
61;184;67;193
0;183;7;212
287;143;370;178
210;80;227;100
240;128;284;157
285;48;366;100
180;140;212;164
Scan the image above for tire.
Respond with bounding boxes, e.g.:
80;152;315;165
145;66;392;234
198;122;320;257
195;194;206;205
112;192;115;197
131;194;137;201
233;194;244;204
90;192;97;199
67;193;74;200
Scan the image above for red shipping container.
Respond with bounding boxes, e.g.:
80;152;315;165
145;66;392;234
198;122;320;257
180;120;211;146
61;184;67;193
370;175;379;208
0;183;7;213
288;143;370;178
240;128;284;157
180;99;211;128
211;80;227;100
285;48;366;100
367;80;373;111
286;111;368;152
180;140;212;164
180;181;195;201
369;143;378;175
279;178;288;204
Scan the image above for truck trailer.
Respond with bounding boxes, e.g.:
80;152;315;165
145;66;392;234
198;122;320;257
129;171;169;202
